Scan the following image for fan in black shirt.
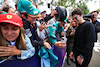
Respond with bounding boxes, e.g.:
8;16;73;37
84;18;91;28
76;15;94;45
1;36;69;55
70;8;95;67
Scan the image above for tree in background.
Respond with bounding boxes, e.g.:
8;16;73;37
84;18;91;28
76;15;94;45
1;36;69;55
53;0;90;15
37;0;92;15
14;0;99;15
76;0;89;15
53;0;75;8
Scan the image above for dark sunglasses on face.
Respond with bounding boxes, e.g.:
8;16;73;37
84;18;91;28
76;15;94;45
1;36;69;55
72;15;79;20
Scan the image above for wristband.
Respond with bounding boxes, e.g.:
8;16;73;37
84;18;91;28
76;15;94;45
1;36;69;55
80;55;84;59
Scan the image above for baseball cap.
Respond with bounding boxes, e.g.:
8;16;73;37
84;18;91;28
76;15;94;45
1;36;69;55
40;10;46;14
0;14;23;27
17;0;26;13
55;6;67;22
17;0;41;17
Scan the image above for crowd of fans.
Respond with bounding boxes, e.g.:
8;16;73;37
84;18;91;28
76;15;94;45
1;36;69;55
0;0;100;67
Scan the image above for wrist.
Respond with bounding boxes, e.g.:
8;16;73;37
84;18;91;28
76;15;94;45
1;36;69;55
79;54;84;59
39;26;44;31
54;42;57;46
54;42;59;46
50;13;54;17
16;50;21;55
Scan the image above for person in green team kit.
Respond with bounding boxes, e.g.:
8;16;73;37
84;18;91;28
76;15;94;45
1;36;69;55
38;6;67;67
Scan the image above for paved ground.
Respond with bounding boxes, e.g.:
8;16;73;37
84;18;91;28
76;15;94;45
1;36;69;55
63;42;100;67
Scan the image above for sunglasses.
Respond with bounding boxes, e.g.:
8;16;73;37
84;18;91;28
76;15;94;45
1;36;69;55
72;15;79;20
29;15;37;19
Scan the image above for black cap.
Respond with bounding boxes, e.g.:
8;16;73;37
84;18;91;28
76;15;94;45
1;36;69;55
55;6;67;21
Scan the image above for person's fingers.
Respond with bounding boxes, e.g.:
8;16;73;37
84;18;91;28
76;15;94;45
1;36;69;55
70;55;73;59
8;45;15;48
47;45;52;49
77;57;83;65
46;25;53;28
0;46;9;52
44;42;52;49
70;52;73;59
0;50;11;56
59;44;66;48
0;46;8;48
42;22;45;25
80;61;82;65
0;49;7;52
60;42;66;45
46;44;51;49
80;59;83;65
78;61;82;65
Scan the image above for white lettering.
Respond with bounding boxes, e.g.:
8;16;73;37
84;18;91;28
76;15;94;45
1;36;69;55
33;11;38;14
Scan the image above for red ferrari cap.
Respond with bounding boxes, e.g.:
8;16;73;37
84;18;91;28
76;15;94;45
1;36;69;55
0;14;23;27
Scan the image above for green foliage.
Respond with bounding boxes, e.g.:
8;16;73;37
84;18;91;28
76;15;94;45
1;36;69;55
54;0;75;8
37;0;44;5
38;2;44;5
76;2;89;15
97;9;100;12
52;0;90;15
37;0;93;15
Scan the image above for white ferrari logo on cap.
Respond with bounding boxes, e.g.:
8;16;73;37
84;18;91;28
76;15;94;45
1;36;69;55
7;15;12;19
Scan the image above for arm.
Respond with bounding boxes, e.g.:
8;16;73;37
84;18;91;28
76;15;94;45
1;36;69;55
37;28;52;49
80;23;95;57
1;1;10;10
66;27;75;38
24;24;44;46
61;30;65;36
43;9;58;23
0;35;35;60
17;35;35;60
31;37;44;47
49;36;66;48
76;23;95;65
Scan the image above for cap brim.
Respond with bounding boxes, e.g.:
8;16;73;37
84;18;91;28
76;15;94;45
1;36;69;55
27;13;41;18
0;20;23;27
41;11;46;14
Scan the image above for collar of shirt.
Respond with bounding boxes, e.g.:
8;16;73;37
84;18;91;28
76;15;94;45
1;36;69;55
10;40;16;46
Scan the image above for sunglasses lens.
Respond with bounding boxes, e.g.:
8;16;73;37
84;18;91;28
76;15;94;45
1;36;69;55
72;15;79;20
75;17;77;19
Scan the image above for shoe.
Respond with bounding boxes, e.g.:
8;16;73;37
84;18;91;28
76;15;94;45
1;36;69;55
70;59;75;63
67;58;70;65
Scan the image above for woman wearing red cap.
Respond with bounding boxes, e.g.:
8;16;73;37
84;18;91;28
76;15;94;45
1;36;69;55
0;14;35;64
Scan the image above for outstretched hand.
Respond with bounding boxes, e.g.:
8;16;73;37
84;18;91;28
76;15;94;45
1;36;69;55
44;42;52;49
54;41;66;48
51;9;58;17
39;22;52;31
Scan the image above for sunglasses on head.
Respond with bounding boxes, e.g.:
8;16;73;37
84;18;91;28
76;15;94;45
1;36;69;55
72;15;80;20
